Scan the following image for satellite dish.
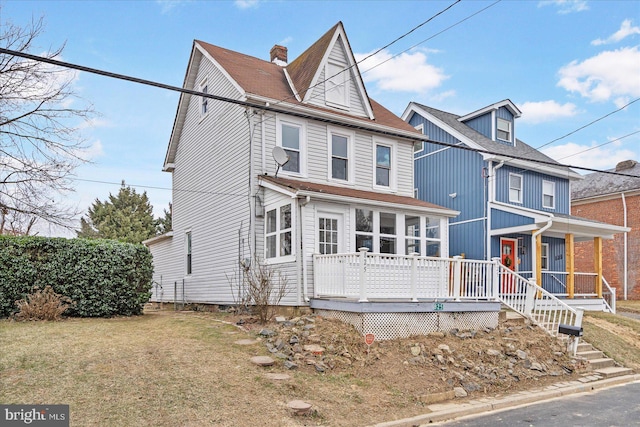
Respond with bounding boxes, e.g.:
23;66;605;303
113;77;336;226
272;146;289;177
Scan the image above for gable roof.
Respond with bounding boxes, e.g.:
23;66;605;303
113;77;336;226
260;175;458;217
403;102;582;180
458;99;521;122
572;160;640;200
165;23;416;169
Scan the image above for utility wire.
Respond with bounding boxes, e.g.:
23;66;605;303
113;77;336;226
1;47;638;179
556;130;640;161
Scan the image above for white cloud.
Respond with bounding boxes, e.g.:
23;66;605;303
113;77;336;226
557;47;640;103
518;100;578;123
72;140;104;161
77;118;111;131
542;140;637;171
278;37;293;46
592;19;640;46
156;0;189;14
538;0;589;14
235;0;259;9
355;49;448;93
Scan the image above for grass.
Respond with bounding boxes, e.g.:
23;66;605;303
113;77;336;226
582;307;640;372
617;299;640;313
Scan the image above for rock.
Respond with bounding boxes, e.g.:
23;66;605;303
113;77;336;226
259;329;276;337
303;344;325;354
284;361;298;370
315;362;327;373
429;332;445;338
289;335;299;345
486;349;502;357
436;354;446;364
274;339;285;350
530;362;545;372
274;352;288;359
287;400;312;415
418;390;455;404
250;356;275;366
461;381;481;393
265;373;290;380
410;345;421;356
438;344;452;354
454;387;468;398
275;316;286;323
516;349;528;360
303;324;315;330
306;334;321;343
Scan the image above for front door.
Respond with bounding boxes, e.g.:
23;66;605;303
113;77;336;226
500;238;517;292
317;213;343;255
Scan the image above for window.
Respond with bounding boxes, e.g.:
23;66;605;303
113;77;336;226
497;118;511;142
375;144;391;187
318;217;339;255
200;82;208;116
543;180;555;209
425;216;441;257
186;231;192;275
541;243;549;270
355;208;373;251
325;62;348;107
329;131;351;181
278;118;306;176
265;203;292;260
509;173;523;203
379;212;396;254
405;215;420;254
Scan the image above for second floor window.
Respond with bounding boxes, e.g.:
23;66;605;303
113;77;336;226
497;118;511;142
200;83;208;116
281;123;301;173
509;173;523;203
376;144;391;187
331;134;349;180
543;180;555;209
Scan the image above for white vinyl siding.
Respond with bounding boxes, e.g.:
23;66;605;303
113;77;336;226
325;61;348;108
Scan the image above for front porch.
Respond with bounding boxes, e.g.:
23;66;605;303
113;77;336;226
311;250;604;340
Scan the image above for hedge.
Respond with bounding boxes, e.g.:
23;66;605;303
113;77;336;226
0;235;153;318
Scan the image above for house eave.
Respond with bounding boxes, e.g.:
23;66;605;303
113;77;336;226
143;231;174;246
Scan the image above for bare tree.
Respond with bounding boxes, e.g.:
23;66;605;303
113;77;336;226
0;16;93;230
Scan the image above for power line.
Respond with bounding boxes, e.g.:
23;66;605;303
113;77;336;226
1;47;638;179
556;130;640;161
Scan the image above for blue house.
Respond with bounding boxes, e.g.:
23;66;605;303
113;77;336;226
402;100;628;310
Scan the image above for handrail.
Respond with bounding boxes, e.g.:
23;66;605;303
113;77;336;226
602;277;616;314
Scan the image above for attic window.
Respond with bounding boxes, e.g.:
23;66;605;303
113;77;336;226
497;118;511;142
326;62;348;108
200;81;208;116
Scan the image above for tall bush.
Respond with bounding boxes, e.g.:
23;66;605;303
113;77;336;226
0;236;152;318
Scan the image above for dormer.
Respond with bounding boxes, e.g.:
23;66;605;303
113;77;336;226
458;100;521;146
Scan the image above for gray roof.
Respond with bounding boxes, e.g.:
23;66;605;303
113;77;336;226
412;103;575;176
572;160;640;199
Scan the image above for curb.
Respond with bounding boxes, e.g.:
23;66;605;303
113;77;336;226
371;374;640;427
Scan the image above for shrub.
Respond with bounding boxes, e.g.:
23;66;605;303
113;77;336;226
15;286;74;321
0;235;153;318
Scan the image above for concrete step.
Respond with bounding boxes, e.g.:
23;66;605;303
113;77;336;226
588;358;616;369
576;350;604;360
593;366;634;379
576;342;593;352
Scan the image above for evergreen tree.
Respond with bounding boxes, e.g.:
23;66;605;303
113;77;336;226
78;185;156;244
155;203;172;235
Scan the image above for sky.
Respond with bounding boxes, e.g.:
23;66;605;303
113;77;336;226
2;0;639;236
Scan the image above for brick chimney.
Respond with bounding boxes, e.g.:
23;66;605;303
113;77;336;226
270;45;288;66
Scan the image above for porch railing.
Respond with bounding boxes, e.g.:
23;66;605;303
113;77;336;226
313;249;498;301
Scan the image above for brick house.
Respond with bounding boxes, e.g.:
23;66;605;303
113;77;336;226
571;160;639;300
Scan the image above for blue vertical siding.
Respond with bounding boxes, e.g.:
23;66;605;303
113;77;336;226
491;209;534;229
450;220;486;259
495;165;570;214
464;115;492;139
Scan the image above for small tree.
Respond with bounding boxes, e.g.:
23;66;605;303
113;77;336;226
155;203;172;235
77;184;156;244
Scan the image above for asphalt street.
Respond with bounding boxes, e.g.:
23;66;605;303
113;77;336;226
434;381;640;426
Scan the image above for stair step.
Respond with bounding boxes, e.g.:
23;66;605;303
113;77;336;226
593;366;634;379
576;350;604;360
576;343;593;352
589;358;616;369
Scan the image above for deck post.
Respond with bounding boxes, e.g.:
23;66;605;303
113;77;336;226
491;257;501;300
453;255;462;301
524;279;537;317
566;233;575;299
358;247;369;302
594;237;603;298
410;252;419;302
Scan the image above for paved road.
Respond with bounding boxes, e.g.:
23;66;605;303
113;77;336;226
619;310;640;321
434;381;640;426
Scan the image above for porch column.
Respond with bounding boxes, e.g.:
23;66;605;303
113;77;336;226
594;237;603;298
534;231;542;286
566;233;575;299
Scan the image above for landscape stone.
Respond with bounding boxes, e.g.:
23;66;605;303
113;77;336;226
454;386;468;398
410;345;421;356
259;329;276;337
284;361;298;370
303;344;324;354
250;356;275;366
438;344;451;354
487;349;502;357
516;349;528;359
287;400;312;415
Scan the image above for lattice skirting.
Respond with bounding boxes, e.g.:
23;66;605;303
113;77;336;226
314;310;498;341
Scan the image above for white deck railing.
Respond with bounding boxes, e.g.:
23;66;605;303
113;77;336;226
313;249;499;301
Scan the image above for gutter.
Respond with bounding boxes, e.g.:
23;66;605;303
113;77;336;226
532;215;554;284
298;196;311;304
486;161;505;260
622;192;628;300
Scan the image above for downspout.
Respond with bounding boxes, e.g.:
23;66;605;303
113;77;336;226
298;196;311;304
532;215;554;284
487;160;505;260
622;192;628;300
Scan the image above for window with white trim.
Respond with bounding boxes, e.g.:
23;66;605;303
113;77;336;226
185;231;192;275
277;117;306;176
355;208;373;252
542;180;555;209
375;144;391;187
497;118;511;142
425;216;441;257
318;216;339;255
325;61;348;108
328;129;353;182
405;215;420;254
541;243;549;271
379;212;396;254
200;81;208;116
509;173;523;203
265;203;292;260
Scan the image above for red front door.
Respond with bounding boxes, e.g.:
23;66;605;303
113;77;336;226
500;239;517;292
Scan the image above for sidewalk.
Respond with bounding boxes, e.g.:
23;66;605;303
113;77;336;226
372;372;640;427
